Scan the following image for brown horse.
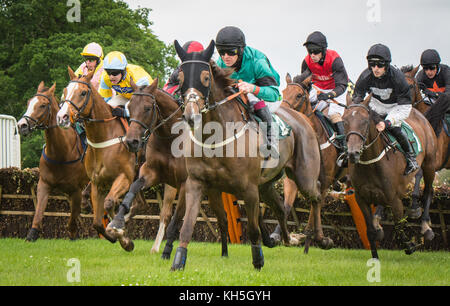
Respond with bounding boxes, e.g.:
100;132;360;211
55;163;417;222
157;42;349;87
17;81;90;241
272;73;348;251
343;94;437;258
105;79;230;258
398;65;450;239
56;68;145;250
171;40;321;271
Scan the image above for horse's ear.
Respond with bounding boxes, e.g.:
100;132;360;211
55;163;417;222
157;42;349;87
362;93;372;107
286;73;292;84
203;40;215;61
37;81;45;92
85;70;95;82
68;66;76;80
49;82;56;95
302;75;313;88
412;65;419;77
130;77;138;92
174;40;187;62
148;78;158;92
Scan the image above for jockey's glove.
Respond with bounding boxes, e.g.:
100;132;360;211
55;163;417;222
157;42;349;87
423;89;440;99
317;92;336;101
112;107;129;118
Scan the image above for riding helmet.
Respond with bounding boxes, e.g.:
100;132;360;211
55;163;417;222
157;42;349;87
420;49;441;66
215;26;246;48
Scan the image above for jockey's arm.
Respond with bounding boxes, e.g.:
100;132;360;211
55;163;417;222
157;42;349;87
252;59;281;102
331;57;349;98
98;72;113;102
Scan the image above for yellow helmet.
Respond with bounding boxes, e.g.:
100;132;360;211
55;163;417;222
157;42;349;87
80;42;104;60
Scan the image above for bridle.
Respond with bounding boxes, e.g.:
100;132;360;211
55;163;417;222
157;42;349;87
179;60;213;113
345;103;381;151
404;74;427;107
283;82;310;115
21;93;57;131
62;80;93;122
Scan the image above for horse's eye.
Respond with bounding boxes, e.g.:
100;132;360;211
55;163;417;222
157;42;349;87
81;91;87;97
296;94;303;100
144;106;151;112
39;104;46;109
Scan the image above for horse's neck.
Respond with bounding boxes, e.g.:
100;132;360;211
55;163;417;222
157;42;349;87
85;93;119;142
155;90;182;137
44;99;77;157
362;120;385;159
206;87;244;126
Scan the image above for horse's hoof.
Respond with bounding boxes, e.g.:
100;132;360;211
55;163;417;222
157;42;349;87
376;229;385;241
423;229;435;241
171;247;187;271
407;207;422;219
318;237;334;250
25;228;40;242
162;244;173;260
107;216;125;231
150;247;159;254
269;232;281;243
404;242;417;255
251;245;264;270
120;238;134;252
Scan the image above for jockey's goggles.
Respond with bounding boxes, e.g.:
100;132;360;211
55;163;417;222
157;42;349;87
218;48;239;56
84;56;99;62
307;47;322;55
368;60;387;68
105;69;123;76
422;64;437;71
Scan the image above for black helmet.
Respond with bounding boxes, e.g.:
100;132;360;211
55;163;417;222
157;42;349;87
366;43;392;62
303;31;328;49
216;26;246;48
420;49;441;66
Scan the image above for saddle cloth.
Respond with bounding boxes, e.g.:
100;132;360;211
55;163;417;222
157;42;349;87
253;113;292;139
386;121;422;156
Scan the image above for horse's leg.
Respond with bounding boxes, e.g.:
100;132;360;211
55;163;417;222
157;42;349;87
151;184;177;254
162;183;186;260
408;169;423;219
67;191;82;240
104;173;131;219
242;184;264;270
312;196;334;250
373;205;385;241
206;189;229;257
80;181;92;214
259;181;289;246
91;183;116;243
171;178;203;271
26;179;50;242
420;163;435;241
355;193;379;259
270;177;297;243
391;198;416;255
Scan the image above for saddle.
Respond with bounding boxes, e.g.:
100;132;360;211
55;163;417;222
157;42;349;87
385;121;422;156
314;110;343;149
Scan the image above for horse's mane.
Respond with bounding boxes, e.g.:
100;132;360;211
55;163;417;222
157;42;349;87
210;60;235;95
400;65;414;73
424;95;450;136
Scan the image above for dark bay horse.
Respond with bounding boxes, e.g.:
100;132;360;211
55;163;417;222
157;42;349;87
105;79;230;258
398;65;450;240
172;40;322;271
272;73;348;251
56;68;146;251
343;95;437;258
17;81;90;241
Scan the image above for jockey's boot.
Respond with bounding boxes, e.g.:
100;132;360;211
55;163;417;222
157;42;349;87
254;105;279;158
335;121;348;168
75;122;87;149
389;126;419;175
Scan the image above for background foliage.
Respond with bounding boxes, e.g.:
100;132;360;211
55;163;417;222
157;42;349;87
0;0;178;168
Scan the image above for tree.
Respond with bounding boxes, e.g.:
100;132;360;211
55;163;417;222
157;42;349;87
0;0;178;168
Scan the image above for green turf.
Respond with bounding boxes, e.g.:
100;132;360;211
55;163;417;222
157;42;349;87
0;238;448;286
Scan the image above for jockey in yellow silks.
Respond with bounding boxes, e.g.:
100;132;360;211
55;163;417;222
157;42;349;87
99;51;154;117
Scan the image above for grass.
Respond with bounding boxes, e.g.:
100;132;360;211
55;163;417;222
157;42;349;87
0;238;448;286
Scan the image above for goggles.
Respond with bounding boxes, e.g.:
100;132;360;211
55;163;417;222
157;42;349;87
218;48;239;56
105;69;123;76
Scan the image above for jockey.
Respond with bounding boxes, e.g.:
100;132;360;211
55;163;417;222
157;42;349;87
215;26;281;156
417;49;450;108
75;42;104;91
163;41;204;100
99;51;154;117
298;31;349;151
353;43;419;175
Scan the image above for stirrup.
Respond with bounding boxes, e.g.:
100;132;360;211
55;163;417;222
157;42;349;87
336;152;348;168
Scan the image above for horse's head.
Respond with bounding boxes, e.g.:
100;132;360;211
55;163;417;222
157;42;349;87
125;78;159;152
174;39;215;128
57;66;95;128
282;73;312;113
18;81;57;136
401;65;427;113
342;95;372;164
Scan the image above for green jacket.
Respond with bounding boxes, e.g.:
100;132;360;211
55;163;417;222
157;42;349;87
216;46;281;102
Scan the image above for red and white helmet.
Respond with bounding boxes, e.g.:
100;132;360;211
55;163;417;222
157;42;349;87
80;42;104;60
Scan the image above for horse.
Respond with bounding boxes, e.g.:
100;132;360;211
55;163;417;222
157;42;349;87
171;40;322;271
56;67;146;251
271;73;349;251
105;78;230;258
343;94;437;258
397;65;450;240
17;81;90;241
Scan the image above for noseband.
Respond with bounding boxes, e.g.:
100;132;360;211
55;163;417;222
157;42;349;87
62;80;93;120
346;103;381;150
284;82;309;115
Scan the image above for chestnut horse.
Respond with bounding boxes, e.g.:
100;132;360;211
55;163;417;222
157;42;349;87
106;79;230;258
271;73;349;251
56;68;145;251
17;81;90;241
172;40;321;271
343;95;437;258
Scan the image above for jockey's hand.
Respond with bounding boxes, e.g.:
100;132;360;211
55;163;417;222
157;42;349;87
237;81;256;95
317;92;335;101
376;121;385;132
112;107;125;117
